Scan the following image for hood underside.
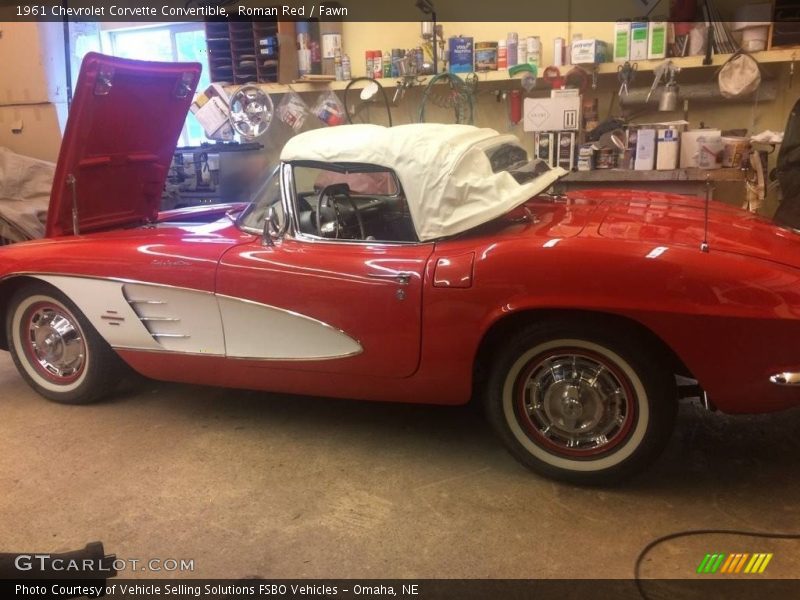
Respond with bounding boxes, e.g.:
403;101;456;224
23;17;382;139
46;53;201;237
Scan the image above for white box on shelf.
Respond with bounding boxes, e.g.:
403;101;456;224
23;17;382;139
634;128;656;170
523;96;582;132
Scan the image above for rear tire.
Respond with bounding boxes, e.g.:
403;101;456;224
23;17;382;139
6;282;125;404
485;320;677;485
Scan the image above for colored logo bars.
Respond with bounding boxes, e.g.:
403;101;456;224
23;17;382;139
697;553;773;574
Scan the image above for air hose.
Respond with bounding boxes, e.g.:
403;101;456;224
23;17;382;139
418;72;475;125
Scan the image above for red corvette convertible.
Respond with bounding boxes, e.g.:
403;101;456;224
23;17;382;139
2;53;800;484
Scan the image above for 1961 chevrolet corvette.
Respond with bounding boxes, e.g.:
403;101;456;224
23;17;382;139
2;53;800;484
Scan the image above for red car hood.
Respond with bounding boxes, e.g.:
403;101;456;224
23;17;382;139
46;53;201;237
579;189;800;270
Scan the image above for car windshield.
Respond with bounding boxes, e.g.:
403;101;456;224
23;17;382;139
237;166;282;232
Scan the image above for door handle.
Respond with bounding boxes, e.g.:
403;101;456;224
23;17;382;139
368;272;412;285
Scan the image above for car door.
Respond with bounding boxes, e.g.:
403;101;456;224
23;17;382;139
215;164;433;378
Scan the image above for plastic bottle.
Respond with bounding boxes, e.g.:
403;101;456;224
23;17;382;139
342;54;351;80
334;48;343;81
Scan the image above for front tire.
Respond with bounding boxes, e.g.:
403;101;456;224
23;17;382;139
485;321;677;485
6;283;124;404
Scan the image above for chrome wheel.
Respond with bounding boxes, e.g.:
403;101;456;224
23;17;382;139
21;301;86;383
515;350;636;457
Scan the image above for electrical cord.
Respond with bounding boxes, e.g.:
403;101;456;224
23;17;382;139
635;528;800;600
343;77;393;127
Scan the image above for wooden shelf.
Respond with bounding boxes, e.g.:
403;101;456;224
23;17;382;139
218;47;800;95
563;168;748;183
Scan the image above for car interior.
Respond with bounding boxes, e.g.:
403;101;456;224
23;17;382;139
293;166;418;243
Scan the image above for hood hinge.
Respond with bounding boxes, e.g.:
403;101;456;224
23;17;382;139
66;174;80;235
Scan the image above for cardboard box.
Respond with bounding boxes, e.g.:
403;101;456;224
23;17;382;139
634;128;656;171
558;131;577;171
656;128;680;170
630;21;649;61
648;21;668;60
534;132;556;167
570;39;609;65
614;21;631;62
523;96;582;132
681;129;721;168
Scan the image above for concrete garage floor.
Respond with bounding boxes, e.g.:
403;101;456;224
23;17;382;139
1;351;799;582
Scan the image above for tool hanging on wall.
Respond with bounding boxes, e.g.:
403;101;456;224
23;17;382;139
617;61;638;97
647;60;681;111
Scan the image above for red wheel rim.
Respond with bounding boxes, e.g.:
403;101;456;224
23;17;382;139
20;301;86;384
513;348;637;458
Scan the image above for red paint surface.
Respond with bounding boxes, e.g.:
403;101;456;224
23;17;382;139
3;189;800;414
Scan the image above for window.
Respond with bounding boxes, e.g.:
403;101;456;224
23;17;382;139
66;23;212;145
109;24;210;146
238;167;283;233
291;164;417;243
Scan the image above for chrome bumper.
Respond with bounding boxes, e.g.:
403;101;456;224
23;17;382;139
769;372;800;386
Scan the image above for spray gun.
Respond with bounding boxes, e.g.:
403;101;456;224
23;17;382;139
647;60;681;111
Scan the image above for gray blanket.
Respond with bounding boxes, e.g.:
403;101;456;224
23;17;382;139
0;146;53;242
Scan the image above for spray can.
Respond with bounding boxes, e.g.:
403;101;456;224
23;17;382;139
506;32;518;67
553;37;565;66
497;39;507;69
383;51;391;78
526;36;541;68
365;51;374;78
373;50;383;78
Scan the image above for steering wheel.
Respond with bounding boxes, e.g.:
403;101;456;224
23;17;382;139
314;183;366;239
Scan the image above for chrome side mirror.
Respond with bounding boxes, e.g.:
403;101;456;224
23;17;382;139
262;205;286;247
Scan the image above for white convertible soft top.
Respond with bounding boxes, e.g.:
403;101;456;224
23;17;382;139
280;124;566;241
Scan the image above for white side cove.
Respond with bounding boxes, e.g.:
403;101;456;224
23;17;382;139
32;275;362;360
216;295;362;360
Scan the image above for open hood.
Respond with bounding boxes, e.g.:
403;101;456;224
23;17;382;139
46;53;201;237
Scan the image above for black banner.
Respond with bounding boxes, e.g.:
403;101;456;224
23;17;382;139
4;579;800;600
0;0;793;23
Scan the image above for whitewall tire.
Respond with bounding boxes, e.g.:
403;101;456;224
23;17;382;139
485;320;677;485
6;283;124;404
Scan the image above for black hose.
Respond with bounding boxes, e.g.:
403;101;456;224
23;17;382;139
343;77;393;127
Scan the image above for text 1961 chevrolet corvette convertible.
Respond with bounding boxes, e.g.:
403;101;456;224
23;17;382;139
2;53;800;484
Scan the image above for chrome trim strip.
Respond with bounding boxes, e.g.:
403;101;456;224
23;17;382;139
138;316;180;322
127;299;167;305
151;333;190;339
769;372;800;386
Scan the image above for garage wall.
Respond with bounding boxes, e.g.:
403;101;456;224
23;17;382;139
2;17;799;213
0;22;67;162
